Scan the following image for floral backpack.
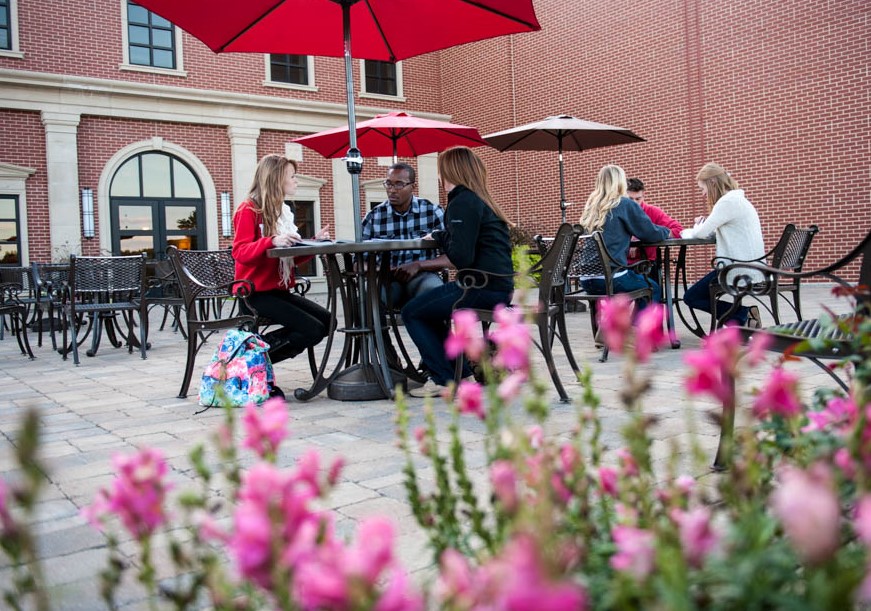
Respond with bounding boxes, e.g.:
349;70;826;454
198;329;274;408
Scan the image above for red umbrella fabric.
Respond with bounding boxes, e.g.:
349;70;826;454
293;111;489;160
131;0;540;62
133;0;540;241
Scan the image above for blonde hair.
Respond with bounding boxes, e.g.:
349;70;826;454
438;146;512;225
579;165;627;232
242;154;297;236
696;162;739;210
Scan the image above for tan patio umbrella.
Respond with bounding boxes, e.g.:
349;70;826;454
484;115;645;223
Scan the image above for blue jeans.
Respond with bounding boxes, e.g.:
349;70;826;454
580;270;660;308
401;281;511;385
683;269;749;325
384;271;445;309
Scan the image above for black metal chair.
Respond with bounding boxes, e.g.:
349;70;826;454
167;246;257;398
0;266;37;340
710;223;819;330
709;229;869;470
60;254;149;365
563;231;655;362
31;262;70;350
146;259;187;337
0;272;35;359
455;223;582;403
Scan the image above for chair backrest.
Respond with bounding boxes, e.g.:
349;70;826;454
68;254;147;300
770;224;819;272
168;247;237;301
0;266;35;296
532;223;581;305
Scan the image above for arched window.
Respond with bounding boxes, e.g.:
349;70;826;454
109;152;205;259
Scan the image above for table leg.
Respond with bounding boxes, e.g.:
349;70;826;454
660;245;681;349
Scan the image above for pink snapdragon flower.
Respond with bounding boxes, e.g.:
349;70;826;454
489;305;532;373
455;380;485;419
803;395;858;434
634;303;668;362
610;526;656;580
375;569;425;611
490;460;519;512
752;367;802;419
344;517;396;585
446;309;485;361
598;294;634;353
83;447;171;540
498;371;527;403
241;397;289;458
684;326;742;405
0;478;13;532
770;463;840;565
671;507;720;568
598;466;619;497
854;495;871;546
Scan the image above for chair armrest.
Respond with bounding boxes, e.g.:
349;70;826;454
294;275;312;296
455;268;516;291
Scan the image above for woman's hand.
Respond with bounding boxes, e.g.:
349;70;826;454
314;224;331;241
272;231;301;248
693;215;707;227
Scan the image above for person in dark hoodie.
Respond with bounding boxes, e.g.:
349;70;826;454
578;164;671;306
402;146;514;398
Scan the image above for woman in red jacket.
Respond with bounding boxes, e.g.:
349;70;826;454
232;154;331;397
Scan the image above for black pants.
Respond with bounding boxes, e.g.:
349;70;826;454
244;290;331;364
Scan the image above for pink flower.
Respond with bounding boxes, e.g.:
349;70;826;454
490;460;519;512
598;295;634;353
436;549;474;605
490;305;532;373
610;526;655;580
455;380;485;419
745;332;772;366
294;449;322;496
803;395;858;434
671;507;720;568
375;569;424;611
231;501;276;588
752;367;802;419
526;424;544;449
675;474;696;495
770;464;840;565
834;448;856;478
855;495;871;546
0;478;14;532
616;448;638;477
345;517;395;584
84;448;170;540
327;457;345;488
598;466;618;497
194;510;228;544
634;303;667;362
446;309;485;361
684;326;741;405
241;397;288;458
498;371;527;402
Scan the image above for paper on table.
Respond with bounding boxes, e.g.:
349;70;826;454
292;239;334;247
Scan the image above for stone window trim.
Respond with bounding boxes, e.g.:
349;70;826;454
119;0;186;76
0;0;23;58
263;54;318;92
358;59;406;102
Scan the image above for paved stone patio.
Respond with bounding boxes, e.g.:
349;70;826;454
0;284;850;609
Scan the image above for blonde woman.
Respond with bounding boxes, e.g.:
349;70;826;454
680;162;765;326
402;146;514;397
578;164;671;303
232;154;331;398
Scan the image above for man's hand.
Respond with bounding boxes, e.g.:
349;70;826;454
393;261;422;283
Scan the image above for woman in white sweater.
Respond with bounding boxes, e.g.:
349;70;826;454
680;162;765;326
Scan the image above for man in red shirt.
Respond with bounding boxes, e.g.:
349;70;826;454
626;177;684;270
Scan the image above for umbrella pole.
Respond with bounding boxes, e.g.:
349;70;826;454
341;0;364;242
558;139;567;224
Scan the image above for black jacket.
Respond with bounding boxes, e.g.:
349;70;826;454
432;185;514;292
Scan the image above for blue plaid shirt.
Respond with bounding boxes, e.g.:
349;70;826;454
361;196;445;268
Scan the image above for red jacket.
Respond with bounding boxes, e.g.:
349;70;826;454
628;201;684;264
232;200;311;292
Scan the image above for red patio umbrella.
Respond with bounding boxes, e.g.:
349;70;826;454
292;111;489;162
132;0;541;241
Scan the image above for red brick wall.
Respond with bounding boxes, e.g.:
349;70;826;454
0;110;50;262
439;0;870;278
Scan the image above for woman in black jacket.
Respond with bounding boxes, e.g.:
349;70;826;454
402;146;514;397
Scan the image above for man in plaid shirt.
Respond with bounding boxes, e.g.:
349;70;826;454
362;162;449;308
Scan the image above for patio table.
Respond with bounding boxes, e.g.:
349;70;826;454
636;236;716;348
269;238;436;401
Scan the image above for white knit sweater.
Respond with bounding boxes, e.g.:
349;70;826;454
681;189;766;282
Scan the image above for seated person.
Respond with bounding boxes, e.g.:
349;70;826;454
579;165;671;307
680;162;765;327
362;163;450;308
625;177;684;276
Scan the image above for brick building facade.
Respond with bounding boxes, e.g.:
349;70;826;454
1;0;867;286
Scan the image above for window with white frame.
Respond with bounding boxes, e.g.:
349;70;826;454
122;1;184;74
0;0;21;56
360;60;403;98
268;54;314;87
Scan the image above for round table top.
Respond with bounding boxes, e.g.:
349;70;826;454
268;238;438;259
